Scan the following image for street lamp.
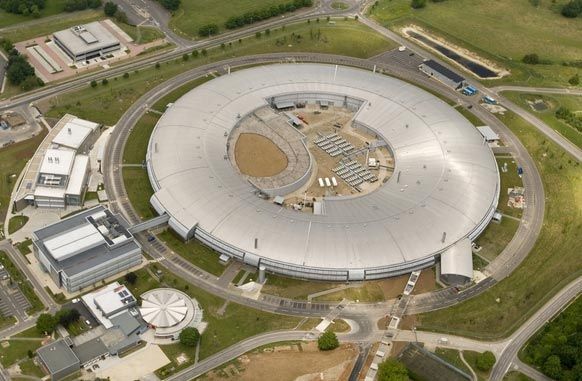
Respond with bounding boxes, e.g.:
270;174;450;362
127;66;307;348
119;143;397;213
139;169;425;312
412;326;418;343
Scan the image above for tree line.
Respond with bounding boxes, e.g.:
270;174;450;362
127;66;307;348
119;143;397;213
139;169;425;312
0;0;45;16
561;0;582;17
224;0;312;30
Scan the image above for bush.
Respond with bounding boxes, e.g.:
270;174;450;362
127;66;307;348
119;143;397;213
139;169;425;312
123;72;129;79
104;1;117;16
568;73;580;86
198;24;219;37
124;271;137;284
475;351;496;372
377;358;408;381
179;327;200;347
90;80;98;88
411;0;427;9
102;78;108;85
191;50;199;58
522;53;540;65
64;0;102;12
317;331;339;351
561;0;582;17
182;53;189;61
158;0;180;11
0;38;14;53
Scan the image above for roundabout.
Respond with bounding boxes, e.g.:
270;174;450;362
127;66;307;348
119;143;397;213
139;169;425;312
146;64;500;282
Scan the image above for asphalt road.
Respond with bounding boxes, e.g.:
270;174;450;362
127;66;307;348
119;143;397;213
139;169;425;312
491;86;582;96
490;277;582;381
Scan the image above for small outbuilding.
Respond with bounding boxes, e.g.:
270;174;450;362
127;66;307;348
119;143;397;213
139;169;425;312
419;60;465;89
477;126;500;143
37;338;80;381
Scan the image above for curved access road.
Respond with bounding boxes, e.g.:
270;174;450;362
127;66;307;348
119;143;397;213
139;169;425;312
491;86;582;96
490;276;582;381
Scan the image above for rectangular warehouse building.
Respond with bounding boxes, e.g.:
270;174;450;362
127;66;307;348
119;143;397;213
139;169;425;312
53;22;120;63
419;59;466;89
32;206;142;293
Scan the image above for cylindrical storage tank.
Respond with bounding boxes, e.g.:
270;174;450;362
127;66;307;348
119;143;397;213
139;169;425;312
259;265;266;283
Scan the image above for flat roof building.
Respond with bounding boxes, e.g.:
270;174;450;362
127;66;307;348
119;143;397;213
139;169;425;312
37;338;80;381
53;22;120;63
32;206;142;293
419;59;466;89
14;114;101;211
477;126;500;142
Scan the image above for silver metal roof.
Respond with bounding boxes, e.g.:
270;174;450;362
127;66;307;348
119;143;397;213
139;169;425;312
147;64;499;274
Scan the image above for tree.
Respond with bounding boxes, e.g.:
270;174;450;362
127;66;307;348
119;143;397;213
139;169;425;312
123;72;129;79
6;54;35;85
36;313;56;335
568;73;580;86
27;349;34;358
561;0;582;17
179;327;200;347
544;355;563;379
158;0;180;11
56;308;80;328
124;271;137;284
475;351;496;372
317;331;339;351
522;53;540;65
182;53;189;61
155;62;160;69
104;1;117;16
191;50;199;58
377;358;408;381
201;49;207;56
411;0;427;9
91;79;98;88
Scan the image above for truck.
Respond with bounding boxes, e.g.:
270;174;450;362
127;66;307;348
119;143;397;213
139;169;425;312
462;85;478;96
482;95;497;104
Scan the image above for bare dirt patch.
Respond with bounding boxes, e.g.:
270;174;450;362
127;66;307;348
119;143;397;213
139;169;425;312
204;342;358;381
235;133;288;177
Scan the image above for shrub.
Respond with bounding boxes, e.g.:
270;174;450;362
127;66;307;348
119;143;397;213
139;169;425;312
224;0;312;30
475;351;496;372
198;24;219;37
522;53;540;65
561;0;582;17
568;73;580;86
411;0;427;9
179;327;200;346
124;271;137;284
158;0;180;11
317;331;339;351
102;78;108;85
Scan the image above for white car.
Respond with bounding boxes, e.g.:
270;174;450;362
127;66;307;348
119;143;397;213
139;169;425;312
72;298;79;303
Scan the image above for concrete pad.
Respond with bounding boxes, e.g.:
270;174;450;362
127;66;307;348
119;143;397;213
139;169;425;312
96;344;169;381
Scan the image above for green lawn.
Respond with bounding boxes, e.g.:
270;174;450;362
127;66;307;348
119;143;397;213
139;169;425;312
434;348;472;375
502;92;582;150
454;105;485;127
475;218;520;262
369;0;582;87
463;351;494;381
123;113;160;164
115;22;165;44
417;111;582;339
0;315;16;331
18;358;45;378
0;251;44;315
8;215;29;234
170;0;300;38
151;76;214;113
43;20;395;125
122;167;155;220
0;329;43;367
261;273;341;300
0;131;47;221
331;1;349;10
157;230;225;277
0;9;103;42
496;157;525;219
0;0;68;28
15;239;33;256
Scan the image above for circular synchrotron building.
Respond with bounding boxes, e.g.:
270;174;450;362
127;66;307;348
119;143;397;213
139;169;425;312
146;64;499;283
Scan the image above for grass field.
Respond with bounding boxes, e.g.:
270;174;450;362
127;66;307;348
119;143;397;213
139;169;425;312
454;105;485;127
0;130;47;220
18;358;45;378
15;239;33;256
261;274;341;300
115;23;165;44
123;113;160;164
157;230;225;277
434;348;471;375
122;167;155;220
0;0;68;28
502;92;582;150
475;218;519;262
417;111;582;339
369;0;582;87
8;215;28;234
170;0;300;38
0;327;44;367
43;20;394;125
0;9;102;42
